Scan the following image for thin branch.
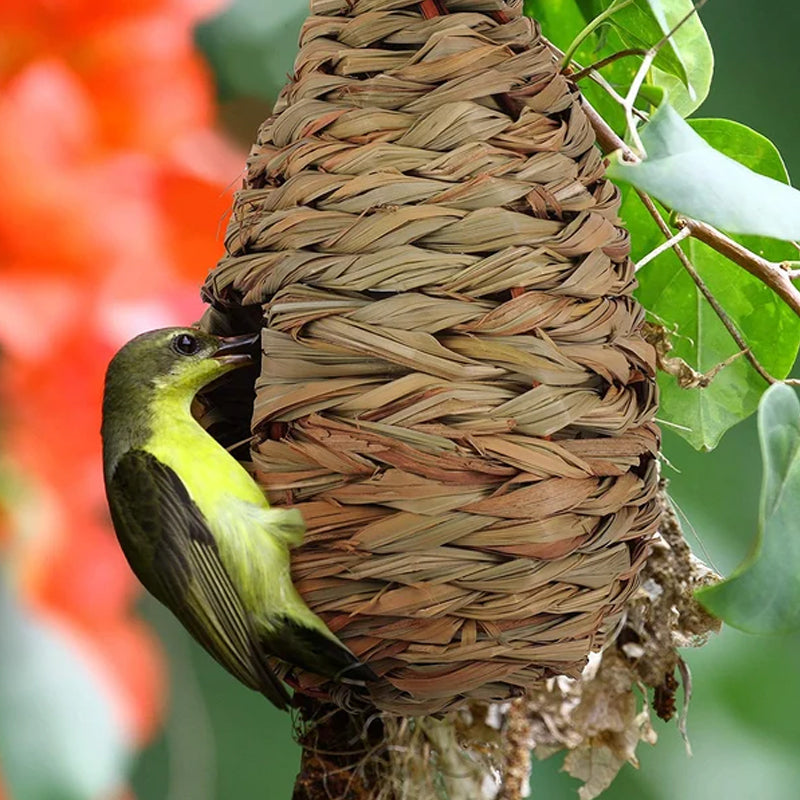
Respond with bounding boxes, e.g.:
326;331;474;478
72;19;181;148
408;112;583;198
568;0;707;84
674;217;800;318
781;261;800;278
582;98;633;157
588;70;649;123
569;48;648;82
676;657;693;758
635;226;691;271
652;0;709;55
618;1;706;152
624;50;657;154
569;0;708;114
582;98;800;319
636;190;776;385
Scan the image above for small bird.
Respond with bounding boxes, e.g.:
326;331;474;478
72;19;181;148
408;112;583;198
101;326;375;709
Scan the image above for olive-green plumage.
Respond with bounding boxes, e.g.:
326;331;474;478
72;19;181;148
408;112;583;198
101;327;374;710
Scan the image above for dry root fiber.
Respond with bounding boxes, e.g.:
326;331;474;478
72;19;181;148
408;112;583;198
526;494;721;799
203;0;660;714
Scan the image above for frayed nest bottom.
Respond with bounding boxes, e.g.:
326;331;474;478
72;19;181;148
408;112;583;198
291;492;720;800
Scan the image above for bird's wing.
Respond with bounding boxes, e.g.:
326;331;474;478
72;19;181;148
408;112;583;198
107;449;290;709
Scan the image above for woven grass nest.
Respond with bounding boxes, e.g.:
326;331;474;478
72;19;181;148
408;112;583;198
202;0;660;716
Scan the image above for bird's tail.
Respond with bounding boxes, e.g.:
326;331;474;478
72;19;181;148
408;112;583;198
264;615;377;684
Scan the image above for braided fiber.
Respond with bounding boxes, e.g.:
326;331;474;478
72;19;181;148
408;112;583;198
203;0;660;714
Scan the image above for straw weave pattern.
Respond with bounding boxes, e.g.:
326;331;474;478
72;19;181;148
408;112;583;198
204;0;660;714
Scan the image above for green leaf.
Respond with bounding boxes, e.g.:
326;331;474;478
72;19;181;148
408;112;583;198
525;0;588;52
526;0;656;134
609;103;800;239
637;83;665;107
696;384;800;633
576;0;686;84
647;0;713;116
0;581;131;800
627;119;800;450
527;0;711;134
573;0;713;114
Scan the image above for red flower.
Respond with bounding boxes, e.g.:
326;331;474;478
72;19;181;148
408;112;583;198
0;0;243;786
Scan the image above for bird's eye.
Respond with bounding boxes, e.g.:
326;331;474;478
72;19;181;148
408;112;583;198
172;333;201;356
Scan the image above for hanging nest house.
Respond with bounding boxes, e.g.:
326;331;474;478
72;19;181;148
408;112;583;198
202;0;660;716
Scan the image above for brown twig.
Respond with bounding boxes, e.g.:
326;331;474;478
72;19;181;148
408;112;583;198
582;98;800;319
568;48;649;82
582;99;637;160
675;216;800;318
636;190;776;385
582;97;800;385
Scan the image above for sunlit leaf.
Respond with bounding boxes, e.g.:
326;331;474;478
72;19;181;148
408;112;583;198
609;104;800;239
525;0;586;48
647;0;713;116
696;384;800;633
626;119;800;450
576;0;685;84
526;0;711;131
574;0;712;113
526;0;652;134
0;582;131;800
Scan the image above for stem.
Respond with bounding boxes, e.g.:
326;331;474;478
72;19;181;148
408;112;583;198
635;226;691;271
636;190;776;385
674;217;800;318
567;0;707;81
561;0;634;70
582;97;800;322
569;48;648;82
624;49;657;155
581;96;629;156
589;70;649;124
652;0;709;54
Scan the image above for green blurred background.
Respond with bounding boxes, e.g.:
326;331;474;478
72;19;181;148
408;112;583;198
131;1;800;797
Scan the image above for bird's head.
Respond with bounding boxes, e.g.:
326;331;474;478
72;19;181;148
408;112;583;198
105;326;261;401
101;327;260;475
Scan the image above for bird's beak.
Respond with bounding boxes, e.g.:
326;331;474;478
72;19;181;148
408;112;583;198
211;331;261;367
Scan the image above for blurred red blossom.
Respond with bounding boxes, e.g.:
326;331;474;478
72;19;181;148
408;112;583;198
0;0;242;786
